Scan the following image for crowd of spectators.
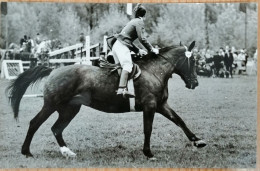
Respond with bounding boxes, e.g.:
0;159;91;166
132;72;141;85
193;46;257;78
19;33;43;54
2;33;258;77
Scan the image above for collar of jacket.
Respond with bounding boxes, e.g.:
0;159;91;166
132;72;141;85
138;17;144;22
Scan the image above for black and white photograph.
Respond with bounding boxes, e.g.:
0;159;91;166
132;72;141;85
0;2;258;168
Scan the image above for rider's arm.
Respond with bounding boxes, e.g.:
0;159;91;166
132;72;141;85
130;43;140;54
135;20;153;52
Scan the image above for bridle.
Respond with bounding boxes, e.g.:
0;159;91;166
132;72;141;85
157;46;193;72
157;46;194;85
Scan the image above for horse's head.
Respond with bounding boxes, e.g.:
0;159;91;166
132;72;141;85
173;41;198;89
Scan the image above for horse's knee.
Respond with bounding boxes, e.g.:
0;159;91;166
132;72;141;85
144;101;157;111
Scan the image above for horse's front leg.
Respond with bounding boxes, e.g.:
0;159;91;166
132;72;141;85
157;102;206;148
142;100;156;159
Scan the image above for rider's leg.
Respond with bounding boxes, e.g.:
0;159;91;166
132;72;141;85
117;70;135;98
112;41;135;98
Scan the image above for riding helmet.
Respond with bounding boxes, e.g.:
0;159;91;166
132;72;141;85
134;4;146;18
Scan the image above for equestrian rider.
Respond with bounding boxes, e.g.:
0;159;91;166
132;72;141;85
112;4;159;98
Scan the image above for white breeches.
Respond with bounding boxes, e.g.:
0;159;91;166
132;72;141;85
112;40;133;73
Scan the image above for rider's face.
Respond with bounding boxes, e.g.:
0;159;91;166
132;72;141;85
142;15;146;21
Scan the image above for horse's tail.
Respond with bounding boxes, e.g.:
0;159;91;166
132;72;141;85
6;66;53;119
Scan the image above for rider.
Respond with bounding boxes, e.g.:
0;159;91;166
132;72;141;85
112;3;159;98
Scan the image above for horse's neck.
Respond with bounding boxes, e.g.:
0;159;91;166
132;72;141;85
138;54;175;82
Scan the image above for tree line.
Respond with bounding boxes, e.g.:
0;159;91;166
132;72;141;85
0;2;257;56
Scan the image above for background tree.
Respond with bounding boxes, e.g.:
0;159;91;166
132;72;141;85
204;3;218;49
91;6;129;44
150;4;206;48
58;5;84;45
0;2;257;56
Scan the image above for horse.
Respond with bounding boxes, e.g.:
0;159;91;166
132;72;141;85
7;41;206;159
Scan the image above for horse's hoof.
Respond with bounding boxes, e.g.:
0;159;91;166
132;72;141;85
26;153;34;158
143;149;154;159
22;149;34;158
22;152;33;158
60;146;77;158
193;139;207;148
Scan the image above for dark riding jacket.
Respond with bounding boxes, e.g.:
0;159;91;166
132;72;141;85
115;18;153;53
224;52;234;66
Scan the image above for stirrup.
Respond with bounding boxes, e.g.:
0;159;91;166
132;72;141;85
117;88;135;98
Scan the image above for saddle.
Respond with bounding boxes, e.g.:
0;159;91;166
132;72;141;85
102;35;142;80
99;57;141;80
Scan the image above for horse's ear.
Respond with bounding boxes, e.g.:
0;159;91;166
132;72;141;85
180;41;182;46
188;41;196;51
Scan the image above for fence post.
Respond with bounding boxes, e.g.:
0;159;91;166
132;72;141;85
103;35;108;56
83;36;91;65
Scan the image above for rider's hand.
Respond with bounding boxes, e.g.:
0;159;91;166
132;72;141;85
139;49;147;56
152;48;159;54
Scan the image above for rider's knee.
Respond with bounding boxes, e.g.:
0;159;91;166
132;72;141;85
122;63;133;73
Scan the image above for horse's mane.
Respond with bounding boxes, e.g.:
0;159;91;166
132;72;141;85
159;45;180;54
131;45;184;68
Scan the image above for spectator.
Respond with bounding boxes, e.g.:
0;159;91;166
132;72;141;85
20;37;25;47
244;49;249;67
21;42;27;52
237;49;246;74
232;49;238;73
193;48;201;63
27;36;33;53
212;48;225;77
79;33;85;45
196;49;214;77
24;35;28;43
35;33;41;46
224;46;234;78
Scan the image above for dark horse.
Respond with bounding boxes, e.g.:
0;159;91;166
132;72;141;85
7;41;206;159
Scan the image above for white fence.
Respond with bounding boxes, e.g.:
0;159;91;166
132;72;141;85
1;36;102;80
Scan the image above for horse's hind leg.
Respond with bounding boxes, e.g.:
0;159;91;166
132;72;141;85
22;104;55;157
51;104;81;158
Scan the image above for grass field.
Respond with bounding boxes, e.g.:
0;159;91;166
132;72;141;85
0;75;257;168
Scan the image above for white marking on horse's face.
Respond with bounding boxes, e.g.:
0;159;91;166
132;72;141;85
60;146;77;158
185;51;192;58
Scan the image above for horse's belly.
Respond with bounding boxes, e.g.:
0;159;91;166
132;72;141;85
90;94;131;113
69;92;131;113
90;100;130;113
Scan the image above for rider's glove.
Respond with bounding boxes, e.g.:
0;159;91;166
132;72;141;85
139;49;148;56
151;48;159;54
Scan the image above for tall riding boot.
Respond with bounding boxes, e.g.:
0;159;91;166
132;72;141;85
117;70;135;98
